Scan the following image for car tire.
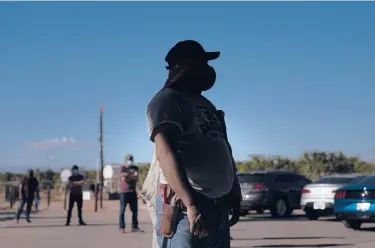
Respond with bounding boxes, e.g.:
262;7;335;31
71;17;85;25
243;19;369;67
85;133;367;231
343;220;362;230
305;210;319;220
240;210;248;217
334;213;342;221
270;198;292;218
256;209;264;214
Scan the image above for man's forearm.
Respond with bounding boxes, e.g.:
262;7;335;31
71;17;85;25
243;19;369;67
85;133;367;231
73;180;84;185
157;151;194;207
127;175;139;180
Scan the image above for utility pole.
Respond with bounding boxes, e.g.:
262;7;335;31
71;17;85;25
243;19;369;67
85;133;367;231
94;158;99;212
99;104;104;209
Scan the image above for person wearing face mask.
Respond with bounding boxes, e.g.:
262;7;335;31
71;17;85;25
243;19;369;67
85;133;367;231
145;40;242;248
16;169;39;223
118;154;142;233
65;165;86;226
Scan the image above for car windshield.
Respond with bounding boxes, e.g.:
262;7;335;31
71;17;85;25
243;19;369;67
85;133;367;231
355;175;375;185
313;177;357;184
238;174;267;184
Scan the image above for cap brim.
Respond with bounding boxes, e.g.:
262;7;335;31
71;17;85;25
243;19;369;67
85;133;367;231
205;51;220;61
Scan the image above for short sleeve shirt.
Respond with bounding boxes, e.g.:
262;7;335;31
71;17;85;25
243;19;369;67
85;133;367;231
119;165;139;193
147;88;234;199
69;174;84;195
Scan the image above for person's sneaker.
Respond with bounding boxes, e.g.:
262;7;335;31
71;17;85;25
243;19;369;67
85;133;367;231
79;221;87;226
26;219;31;223
119;228;126;233
65;222;70;226
131;227;144;233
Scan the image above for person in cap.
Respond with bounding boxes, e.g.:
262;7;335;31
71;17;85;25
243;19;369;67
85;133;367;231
16;169;39;223
118;155;143;233
146;40;242;248
65;165;86;226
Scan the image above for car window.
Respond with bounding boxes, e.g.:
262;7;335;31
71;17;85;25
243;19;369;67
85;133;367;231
313;177;358;184
349;176;367;184
274;174;296;183
294;175;312;184
238;174;267;184
355;175;375;185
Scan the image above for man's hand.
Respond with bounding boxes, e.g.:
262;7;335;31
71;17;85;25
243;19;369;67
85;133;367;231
227;182;242;227
187;205;208;238
228;201;241;227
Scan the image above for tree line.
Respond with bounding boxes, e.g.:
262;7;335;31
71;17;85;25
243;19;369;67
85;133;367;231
1;151;374;189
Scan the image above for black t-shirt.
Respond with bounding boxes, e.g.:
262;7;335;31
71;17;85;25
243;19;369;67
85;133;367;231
69;174;84;195
120;165;139;192
22;177;39;198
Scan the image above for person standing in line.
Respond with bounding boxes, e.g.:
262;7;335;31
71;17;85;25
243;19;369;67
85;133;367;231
16;169;39;223
65;165;86;226
118;154;143;233
146;40;242;248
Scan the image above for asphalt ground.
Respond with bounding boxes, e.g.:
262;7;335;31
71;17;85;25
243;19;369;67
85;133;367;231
1;202;375;248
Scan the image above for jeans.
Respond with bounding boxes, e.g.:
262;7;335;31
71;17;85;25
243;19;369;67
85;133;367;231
66;194;84;224
119;191;138;229
155;194;230;248
16;197;34;220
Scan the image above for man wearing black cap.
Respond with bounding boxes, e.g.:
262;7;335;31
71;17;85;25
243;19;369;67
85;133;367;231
118;154;142;233
16;169;39;223
65;165;86;226
147;40;242;248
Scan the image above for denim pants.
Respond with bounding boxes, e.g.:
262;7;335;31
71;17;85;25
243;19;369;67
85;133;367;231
16;197;34;220
155;194;230;248
119;191;138;229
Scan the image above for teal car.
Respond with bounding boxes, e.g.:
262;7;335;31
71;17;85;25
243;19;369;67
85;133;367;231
334;175;375;230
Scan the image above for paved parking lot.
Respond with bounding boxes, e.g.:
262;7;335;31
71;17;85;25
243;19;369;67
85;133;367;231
1;203;375;248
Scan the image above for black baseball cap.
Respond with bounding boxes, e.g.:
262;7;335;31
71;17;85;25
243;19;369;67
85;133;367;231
165;40;220;67
72;165;79;170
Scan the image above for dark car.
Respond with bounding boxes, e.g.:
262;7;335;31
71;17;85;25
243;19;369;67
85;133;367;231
239;170;311;218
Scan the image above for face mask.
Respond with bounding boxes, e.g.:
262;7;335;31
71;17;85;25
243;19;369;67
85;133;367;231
166;62;216;92
192;64;216;91
72;169;79;174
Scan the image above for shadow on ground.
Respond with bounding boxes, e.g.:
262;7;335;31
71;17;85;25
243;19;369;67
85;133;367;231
248;244;352;248
357;227;375;232
239;214;307;222
0;211;15;215
233;236;346;241
4;223;118;228
32;216;66;219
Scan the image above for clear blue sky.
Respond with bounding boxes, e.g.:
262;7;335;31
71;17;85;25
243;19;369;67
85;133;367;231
1;2;374;171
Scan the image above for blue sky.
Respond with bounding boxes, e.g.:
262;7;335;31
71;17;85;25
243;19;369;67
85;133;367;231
0;2;374;171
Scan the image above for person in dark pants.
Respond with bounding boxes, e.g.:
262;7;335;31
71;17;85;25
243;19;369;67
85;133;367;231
118;154;142;233
16;169;39;223
65;165;86;226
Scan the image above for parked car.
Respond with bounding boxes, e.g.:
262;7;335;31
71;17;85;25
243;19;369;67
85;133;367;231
300;174;367;220
239;170;311;218
334;175;375;230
